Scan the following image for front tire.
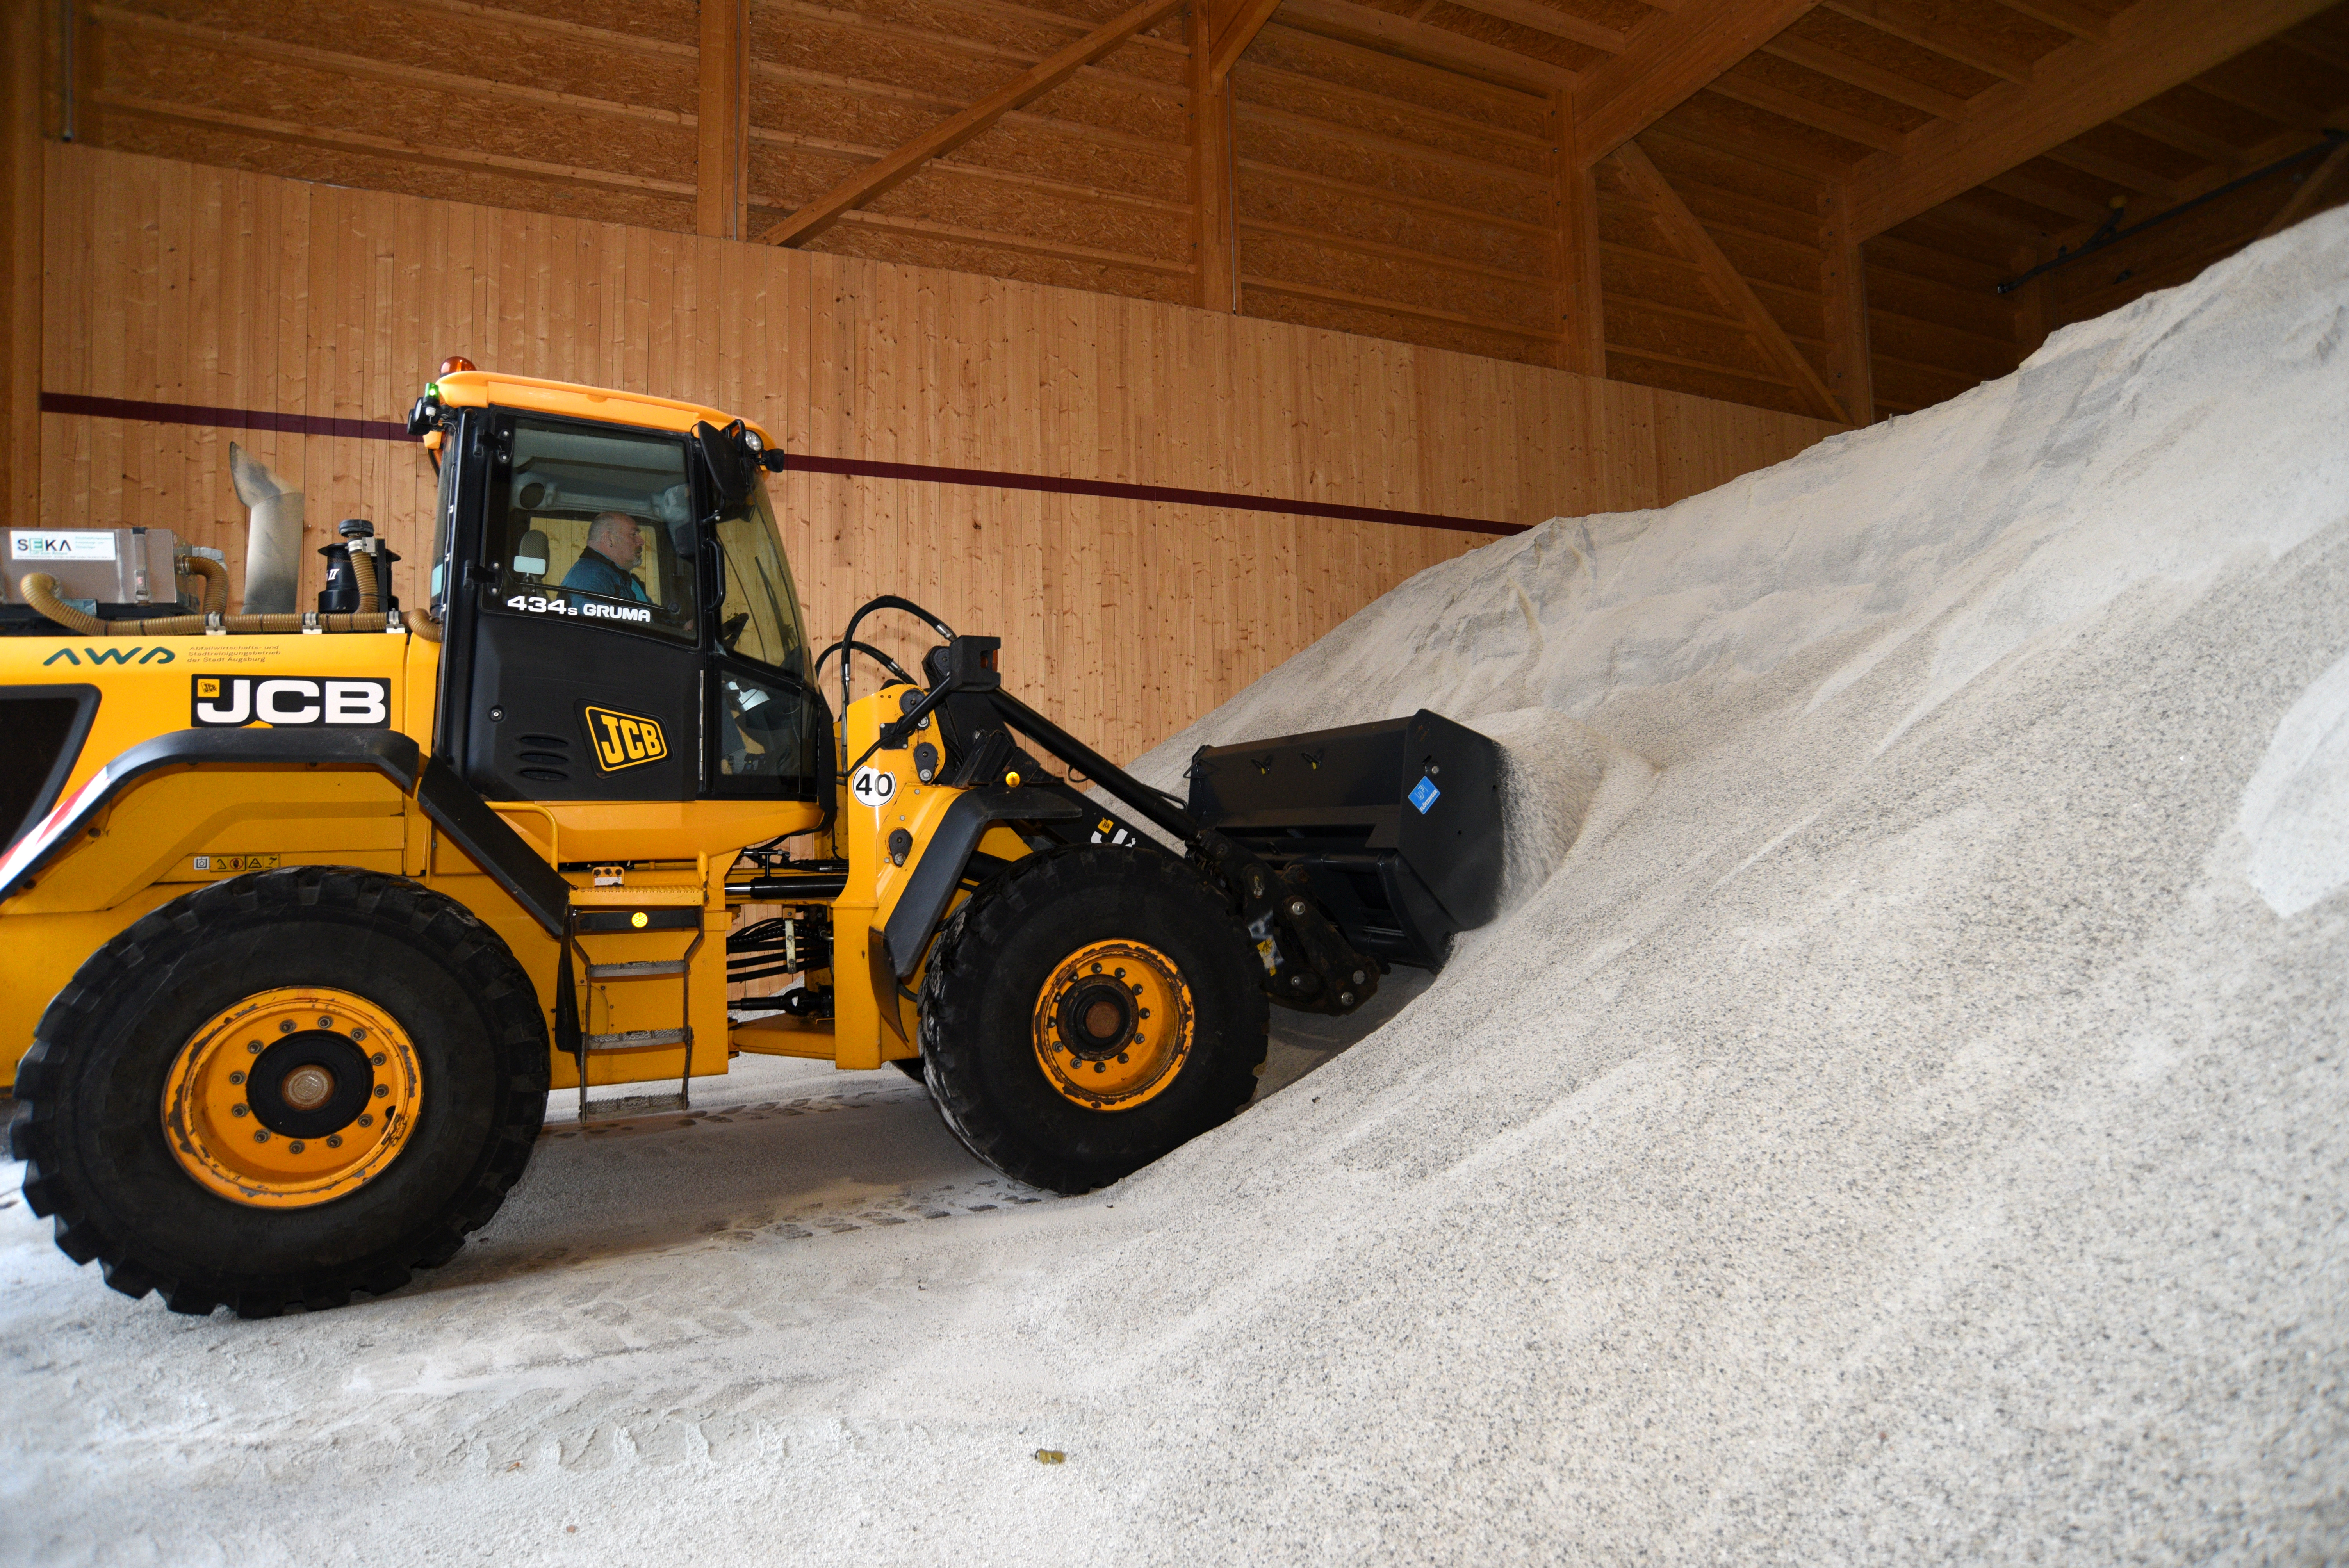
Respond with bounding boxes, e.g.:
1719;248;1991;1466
918;844;1267;1193
11;866;549;1316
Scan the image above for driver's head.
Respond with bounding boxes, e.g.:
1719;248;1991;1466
586;512;644;571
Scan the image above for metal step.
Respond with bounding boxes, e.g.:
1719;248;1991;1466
577;1090;688;1121
585;960;688;979
583;1027;692;1052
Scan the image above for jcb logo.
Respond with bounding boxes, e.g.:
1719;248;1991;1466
191;675;390;727
584;706;668;771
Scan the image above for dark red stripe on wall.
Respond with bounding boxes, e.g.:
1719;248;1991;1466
780;454;1521;536
41;390;1525;537
43;391;412;442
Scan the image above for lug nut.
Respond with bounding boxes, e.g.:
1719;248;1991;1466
373;1085;389;1098
326;1135;343;1149
228;1071;246;1085
231;1104;249;1118
279;1020;296;1033
350;1028;368;1043
318;1016;334;1029
253;1129;269;1143
289;1140;306;1154
1137;1008;1150;1020
370;1052;386;1066
358;1114;374;1128
247;1041;262;1055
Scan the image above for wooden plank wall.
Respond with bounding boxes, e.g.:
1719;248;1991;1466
748;0;1197;300
39;0;1868;413
35;144;1840;762
1224;23;1559;366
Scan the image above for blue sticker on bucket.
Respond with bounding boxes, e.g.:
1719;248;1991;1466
1408;775;1440;814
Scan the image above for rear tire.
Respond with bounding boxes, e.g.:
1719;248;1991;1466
918;844;1267;1193
11;866;549;1316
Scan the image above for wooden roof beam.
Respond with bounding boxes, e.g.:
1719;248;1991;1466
2040;141;2181;198
1998;0;2108;41
1759;34;1972;119
1982;167;2113;222
1706;68;1904;150
1276;0;1575;90
761;0;1184;246
1845;0;2342;240
1572;0;1823;167
1441;0;1627;53
2115;105;2251;167
1609;138;1848;421
1821;0;2035;83
1208;0;1284;82
2256;135;2349;236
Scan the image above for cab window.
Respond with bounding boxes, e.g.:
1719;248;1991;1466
710;484;809;677
485;416;697;643
709;482;823;793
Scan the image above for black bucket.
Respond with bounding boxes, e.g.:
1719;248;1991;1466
1186;709;1502;971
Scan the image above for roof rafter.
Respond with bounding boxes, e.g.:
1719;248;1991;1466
1439;0;1627;53
1845;0;2342;240
1572;0;1824;167
1277;0;1574;90
1821;0;2035;84
761;0;1184;247
1609;137;1848;421
1759;34;1973;119
1208;0;1283;82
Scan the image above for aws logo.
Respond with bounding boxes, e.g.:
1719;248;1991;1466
583;706;668;772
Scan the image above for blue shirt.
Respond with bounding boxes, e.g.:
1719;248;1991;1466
560;547;651;609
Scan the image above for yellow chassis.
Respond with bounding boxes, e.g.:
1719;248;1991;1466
0;626;1015;1096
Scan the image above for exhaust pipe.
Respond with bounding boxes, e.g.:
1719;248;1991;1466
230;442;303;614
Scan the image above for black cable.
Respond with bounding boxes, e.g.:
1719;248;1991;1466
835;595;955;718
1997;130;2346;296
812;639;920;690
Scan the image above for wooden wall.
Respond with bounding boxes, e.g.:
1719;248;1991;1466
33;145;1839;762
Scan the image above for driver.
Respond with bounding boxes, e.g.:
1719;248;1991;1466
561;512;653;608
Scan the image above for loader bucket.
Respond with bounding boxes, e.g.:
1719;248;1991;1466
1186;710;1501;971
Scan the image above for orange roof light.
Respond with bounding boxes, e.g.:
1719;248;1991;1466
438;356;477;376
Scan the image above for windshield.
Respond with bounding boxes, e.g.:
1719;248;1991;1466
711;480;809;677
485;417;697;642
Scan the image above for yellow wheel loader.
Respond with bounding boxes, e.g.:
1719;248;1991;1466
0;364;1502;1317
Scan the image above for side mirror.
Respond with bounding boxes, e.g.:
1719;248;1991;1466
691;419;758;510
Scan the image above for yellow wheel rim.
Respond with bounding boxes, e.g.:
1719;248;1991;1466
159;987;423;1209
1032;939;1194;1111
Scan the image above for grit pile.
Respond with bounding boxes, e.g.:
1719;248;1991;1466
3;212;2346;1567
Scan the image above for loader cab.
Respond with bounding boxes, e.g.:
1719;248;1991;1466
428;396;828;807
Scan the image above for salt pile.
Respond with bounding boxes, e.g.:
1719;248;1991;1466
3;212;2345;1565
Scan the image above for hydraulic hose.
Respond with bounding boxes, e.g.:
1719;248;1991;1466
182;554;229;615
351;546;380;613
19;572;102;634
